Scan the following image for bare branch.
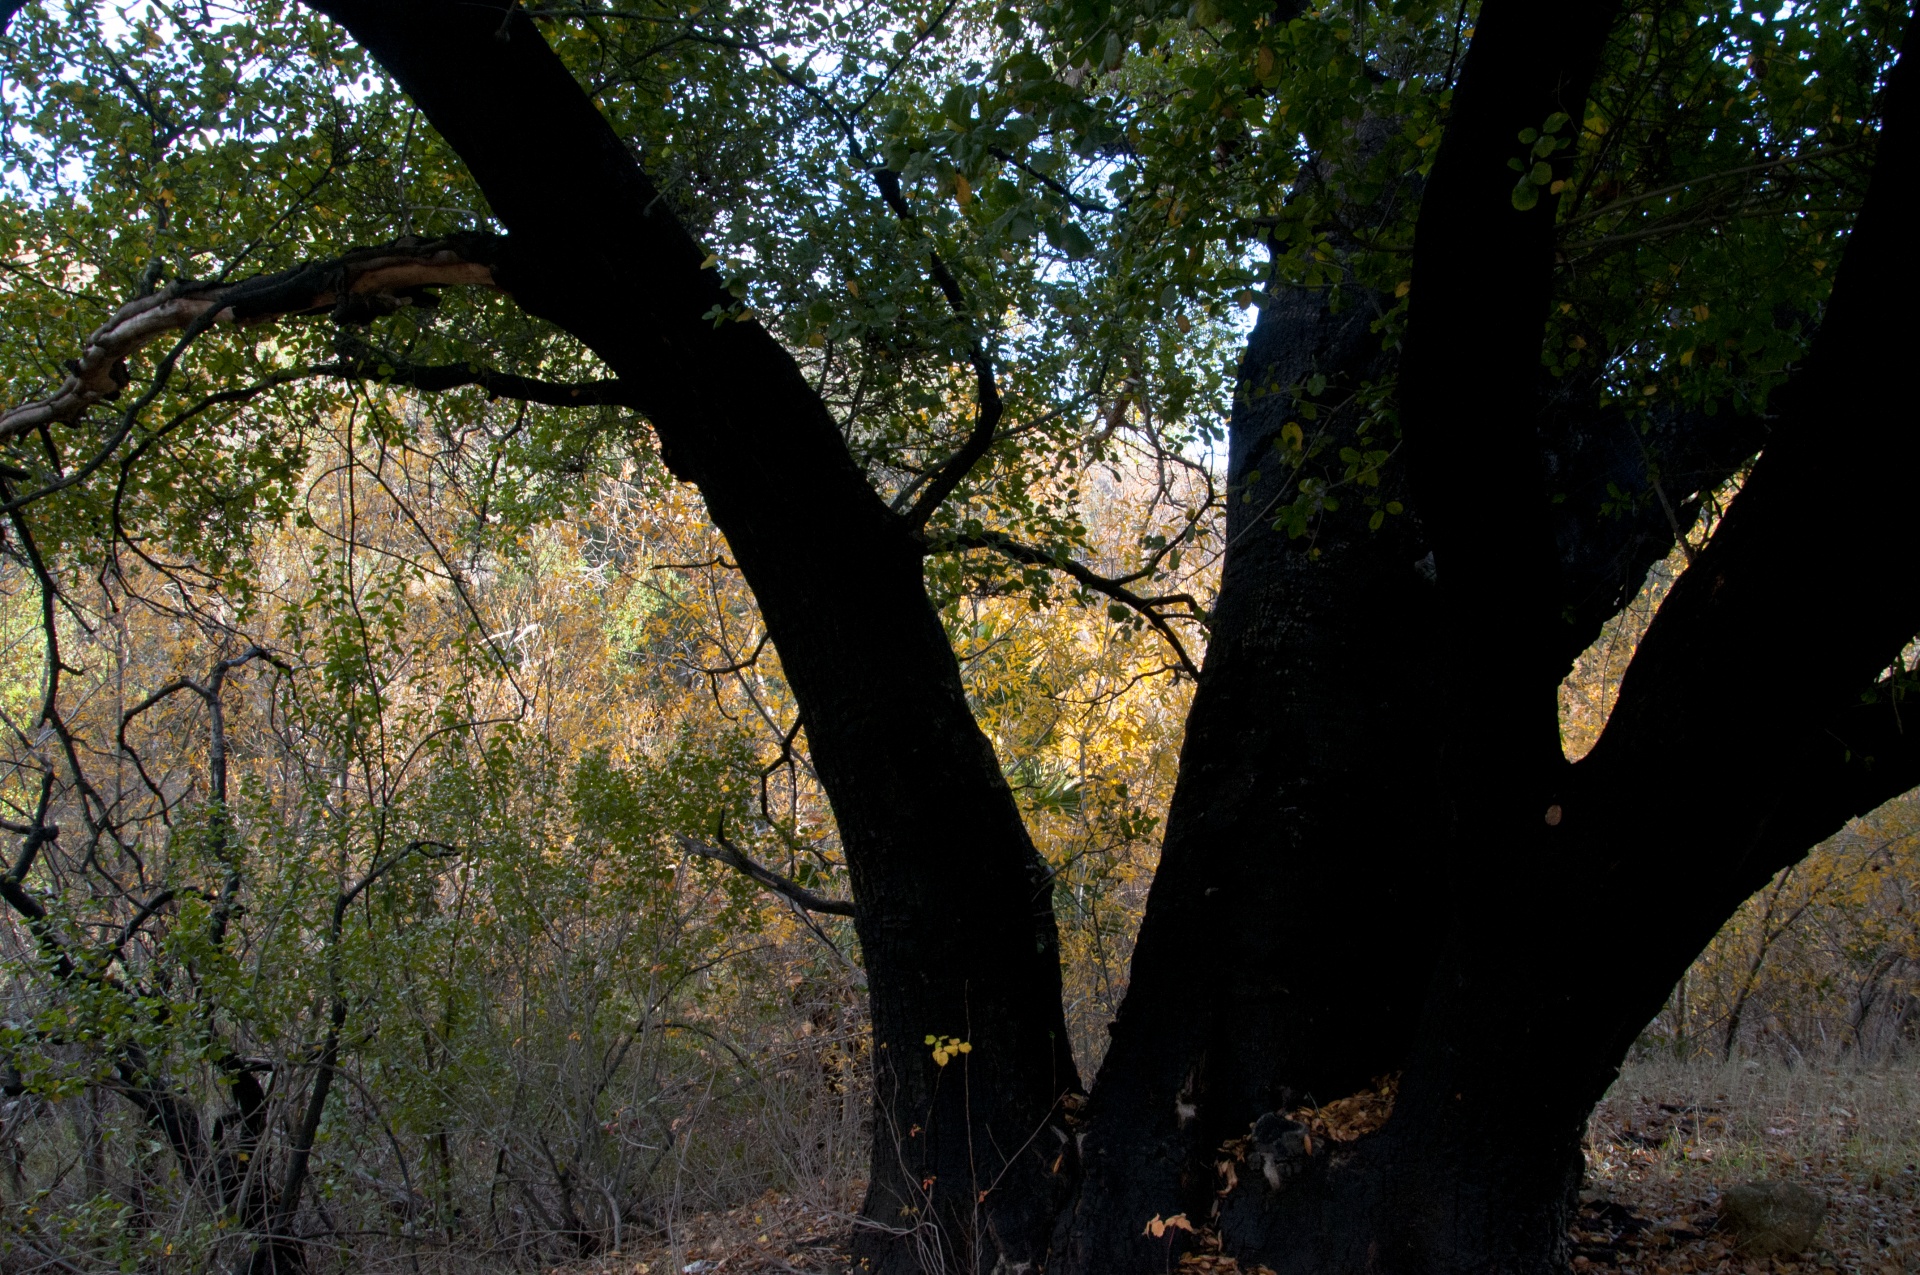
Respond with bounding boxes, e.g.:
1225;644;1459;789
675;829;855;916
0;235;500;443
946;530;1206;681
871;169;1005;531
323;338;640;408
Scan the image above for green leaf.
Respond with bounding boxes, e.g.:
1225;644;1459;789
1046;220;1096;260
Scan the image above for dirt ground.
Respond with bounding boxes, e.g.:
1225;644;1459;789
1575;1055;1920;1273
562;1056;1920;1275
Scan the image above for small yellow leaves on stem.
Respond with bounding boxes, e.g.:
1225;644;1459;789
1143;1213;1194;1238
925;1034;972;1066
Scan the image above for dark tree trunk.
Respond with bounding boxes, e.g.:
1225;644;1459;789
1053;272;1453;1273
307;5;1079;1271
291;3;1920;1273
1066;3;1920;1273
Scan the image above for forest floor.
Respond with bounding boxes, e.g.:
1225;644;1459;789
1575;1055;1920;1274
559;1055;1920;1275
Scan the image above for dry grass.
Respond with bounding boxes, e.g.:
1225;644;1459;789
556;1184;861;1275
551;1054;1920;1275
1583;1053;1920;1273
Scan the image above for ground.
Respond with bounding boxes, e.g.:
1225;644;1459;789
1574;1055;1920;1274
560;1056;1920;1275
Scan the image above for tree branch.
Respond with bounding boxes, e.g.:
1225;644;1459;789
322;337;641;408
945;530;1205;681
674;830;855;916
0;234;499;443
1749;675;1920;878
871;169;1005;531
1392;0;1623;780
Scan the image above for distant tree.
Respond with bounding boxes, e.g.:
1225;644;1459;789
1;0;1915;1271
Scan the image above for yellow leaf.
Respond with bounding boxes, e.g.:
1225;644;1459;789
1394;280;1410;298
954;173;972;209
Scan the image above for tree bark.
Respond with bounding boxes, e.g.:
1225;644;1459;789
1053;270;1453;1273
303;5;1080;1269
260;3;1920;1271
1214;9;1920;1273
1065;2;1920;1272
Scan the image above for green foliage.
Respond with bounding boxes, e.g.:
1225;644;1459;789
0;0;1910;1264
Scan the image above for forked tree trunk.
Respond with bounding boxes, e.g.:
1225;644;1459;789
1060;3;1920;1273
287;4;1920;1272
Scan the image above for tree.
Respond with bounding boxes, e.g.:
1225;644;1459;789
0;0;1915;1271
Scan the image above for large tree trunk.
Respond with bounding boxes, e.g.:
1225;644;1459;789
1051;270;1452;1272
305;6;1079;1271
1064;2;1920;1273
299;4;1920;1273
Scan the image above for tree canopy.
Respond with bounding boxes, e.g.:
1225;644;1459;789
0;0;1915;1271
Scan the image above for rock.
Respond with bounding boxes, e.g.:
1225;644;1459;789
1716;1181;1826;1256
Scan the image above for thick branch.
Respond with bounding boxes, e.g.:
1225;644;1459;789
1751;677;1920;869
675;831;855;916
1397;0;1622;711
0;235;499;443
1592;14;1920;784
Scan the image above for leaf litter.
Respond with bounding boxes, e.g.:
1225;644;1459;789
559;1059;1920;1274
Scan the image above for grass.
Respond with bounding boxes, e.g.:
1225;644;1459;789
550;1052;1920;1275
1584;1051;1920;1272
